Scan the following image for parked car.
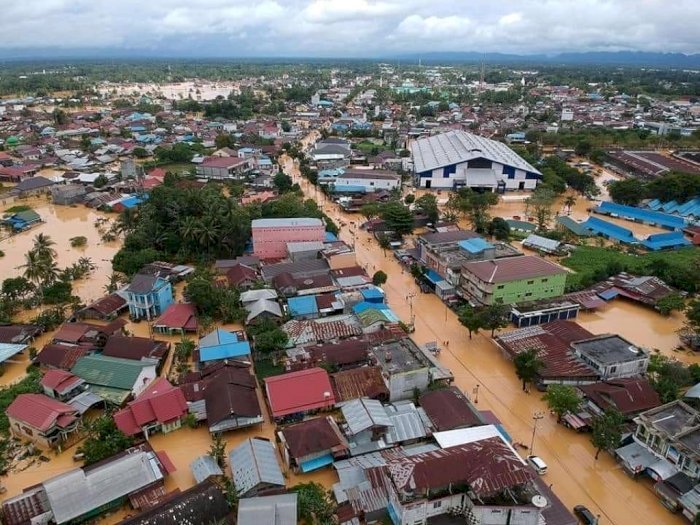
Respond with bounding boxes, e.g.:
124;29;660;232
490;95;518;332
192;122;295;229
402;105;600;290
526;455;548;475
573;505;598;525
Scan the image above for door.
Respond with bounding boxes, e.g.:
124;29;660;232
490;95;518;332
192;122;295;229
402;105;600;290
425;180;431;189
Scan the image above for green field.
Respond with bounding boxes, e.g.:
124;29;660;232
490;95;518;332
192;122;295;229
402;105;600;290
562;245;700;292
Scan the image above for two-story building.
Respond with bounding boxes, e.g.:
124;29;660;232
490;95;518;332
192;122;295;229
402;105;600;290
7;393;81;448
460;255;567;306
196;156;251;180
629;401;700;481
571;335;649;380
125;274;174;321
251;218;326;260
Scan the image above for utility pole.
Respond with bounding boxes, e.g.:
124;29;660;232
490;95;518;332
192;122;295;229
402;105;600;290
530;411;545;454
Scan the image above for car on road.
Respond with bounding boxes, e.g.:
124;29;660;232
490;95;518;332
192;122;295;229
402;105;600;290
573;505;598;524
526;455;548;475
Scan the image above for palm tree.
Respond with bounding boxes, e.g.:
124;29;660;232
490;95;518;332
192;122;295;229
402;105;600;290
513;348;544;392
564;195;577;215
20;250;45;286
32;233;57;262
179;216;199;244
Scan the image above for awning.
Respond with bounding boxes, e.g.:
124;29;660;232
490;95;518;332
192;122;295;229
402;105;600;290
648;458;679;481
615;442;657;474
300;453;334;473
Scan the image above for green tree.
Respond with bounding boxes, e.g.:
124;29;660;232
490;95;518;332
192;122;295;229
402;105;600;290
590;409;625;460
372;270;388;286
78;416;134;465
575;140;592;156
360;203;381;223
657;293;685;316
292;482;336;525
1;276;34;301
608;178;646;206
542;384;581;422
377;234;391;256
482;301;510;337
458;305;485;339
404;194;415;205
132;147;149;158
563;194;577;215
459;190;499;233
93;174;109;188
415;193;439;224
381;201;414;237
209;433;227;469
254;327;289;354
513;348;544;391
214;133;235;149
273;171;293;193
175;336;195;360
526;186;557;230
52;108;69;126
488;217;511;241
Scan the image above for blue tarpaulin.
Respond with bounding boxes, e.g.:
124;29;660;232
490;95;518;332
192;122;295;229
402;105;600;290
598;289;619;301
300;454;334;472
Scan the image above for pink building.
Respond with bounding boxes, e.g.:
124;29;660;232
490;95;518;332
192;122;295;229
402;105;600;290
252;218;325;259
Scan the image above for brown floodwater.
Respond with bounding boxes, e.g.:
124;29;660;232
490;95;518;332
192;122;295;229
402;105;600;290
284;154;690;525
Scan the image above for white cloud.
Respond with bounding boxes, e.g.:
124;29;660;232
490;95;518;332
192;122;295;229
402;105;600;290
0;0;698;56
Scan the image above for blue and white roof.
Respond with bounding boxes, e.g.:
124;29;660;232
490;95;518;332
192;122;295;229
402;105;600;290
411;130;541;175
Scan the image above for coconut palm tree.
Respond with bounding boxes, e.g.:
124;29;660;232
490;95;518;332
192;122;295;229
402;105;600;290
513;348;544;392
32;233;57;262
20;250;45;287
564;195;577;215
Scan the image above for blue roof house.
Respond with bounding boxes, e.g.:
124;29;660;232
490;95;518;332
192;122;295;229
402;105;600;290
360;286;385;304
125;274;173;321
287;295;319;320
198;328;251;364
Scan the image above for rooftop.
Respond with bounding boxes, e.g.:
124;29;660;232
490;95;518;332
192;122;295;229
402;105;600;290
264;367;336;417
571;335;647;365
237;493;297;525
280;416;348;458
230;437;285;496
252;217;323;228
370;338;430;374
419;387;483;431
463;255;566;284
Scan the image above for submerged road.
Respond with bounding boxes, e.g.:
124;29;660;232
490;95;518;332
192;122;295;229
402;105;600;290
283;149;686;525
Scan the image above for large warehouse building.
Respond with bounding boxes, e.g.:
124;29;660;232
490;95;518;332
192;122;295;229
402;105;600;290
411;130;542;191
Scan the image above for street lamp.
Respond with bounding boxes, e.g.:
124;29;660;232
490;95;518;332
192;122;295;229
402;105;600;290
406;292;416;326
530;411;545;454
473;384;480;404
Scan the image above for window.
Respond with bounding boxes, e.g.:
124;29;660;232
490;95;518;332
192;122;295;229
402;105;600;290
610;366;617;374
525;292;532;297
527;280;534;285
433;501;442;509
497;285;504;289
542;278;548;283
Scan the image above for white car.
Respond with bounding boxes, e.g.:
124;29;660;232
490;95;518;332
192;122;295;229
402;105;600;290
527;455;548;475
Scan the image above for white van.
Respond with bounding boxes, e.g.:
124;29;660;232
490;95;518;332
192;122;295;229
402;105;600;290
527;455;548;475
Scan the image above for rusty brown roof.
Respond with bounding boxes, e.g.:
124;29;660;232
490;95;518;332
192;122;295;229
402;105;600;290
579;378;661;416
281;416;348;459
102;335;169;361
419;387;483;431
331;366;389;402
463;255;566;284
83;293;127;316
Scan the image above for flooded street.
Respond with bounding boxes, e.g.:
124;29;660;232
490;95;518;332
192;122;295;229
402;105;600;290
286;154;691;525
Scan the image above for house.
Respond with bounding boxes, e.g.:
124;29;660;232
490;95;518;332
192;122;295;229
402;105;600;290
340;398;394;455
0;323;42;345
285;338;370;372
522;233;563;254
494;321;601;387
369;338;437;401
460;255;568;306
9;175;55;197
197;328;251;365
224;263;258;289
419;386;484;431
113;378;189;438
626;401;700;481
180;361;263;433
6;393;81;448
579;378;661;419
190;455;224;483
333;170;401;193
2;445;172;525
118;479;230;525
282;315;363;347
71;354;158;404
41;369;86;401
76;293;128;320
331;366;390;403
34;343;90;371
230;437;285;497
571;335;649;380
52;319;125;346
102;335;170;370
125;274;173;321
196;155;251;180
411;130;542;191
381;435;539;525
251;218;326;259
153;303;198;334
237;493;298;525
1;209;42;231
278;416;349;472
265;367;336;421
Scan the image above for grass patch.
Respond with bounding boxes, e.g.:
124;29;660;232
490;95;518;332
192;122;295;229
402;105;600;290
562;245;700;292
4;205;32;213
253;358;284;381
157;162;194;175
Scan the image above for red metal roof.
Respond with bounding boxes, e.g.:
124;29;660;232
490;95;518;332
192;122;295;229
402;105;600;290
40;369;82;394
281;416;348;458
579;378;661;416
419;386;482;431
463;255;566;284
264;367;335;417
34;344;90;370
114;378;188;436
154;303;198;331
7;393;78;432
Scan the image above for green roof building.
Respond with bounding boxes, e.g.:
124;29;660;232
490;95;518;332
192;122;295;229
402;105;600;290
71;355;157;404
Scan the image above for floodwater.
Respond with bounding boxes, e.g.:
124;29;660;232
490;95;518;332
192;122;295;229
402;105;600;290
98;81;240;101
284;153;691;525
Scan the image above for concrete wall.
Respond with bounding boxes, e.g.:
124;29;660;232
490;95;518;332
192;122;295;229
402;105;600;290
335;176;399;191
253;224;326;259
461;271;566;305
416;160;538;191
388;368;431;401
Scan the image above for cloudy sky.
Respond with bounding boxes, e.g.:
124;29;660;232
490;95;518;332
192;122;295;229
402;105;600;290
2;0;699;57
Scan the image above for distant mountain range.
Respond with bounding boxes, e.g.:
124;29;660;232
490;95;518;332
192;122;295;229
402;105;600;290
392;51;700;67
0;48;699;67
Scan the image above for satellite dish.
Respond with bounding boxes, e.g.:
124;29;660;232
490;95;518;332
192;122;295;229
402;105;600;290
531;495;547;508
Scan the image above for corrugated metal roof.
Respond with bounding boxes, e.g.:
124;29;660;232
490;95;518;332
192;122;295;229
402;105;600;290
230;438;284;496
341;398;393;435
0;342;27;363
237;493;297;525
190;455;223;484
71;355;152;390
